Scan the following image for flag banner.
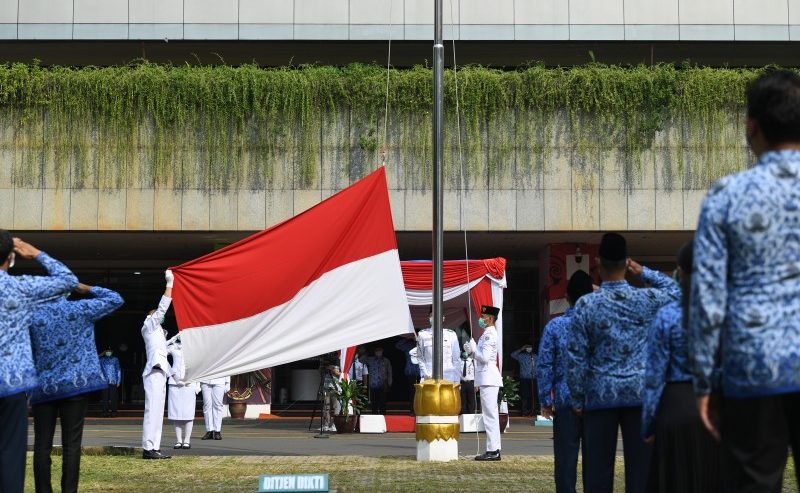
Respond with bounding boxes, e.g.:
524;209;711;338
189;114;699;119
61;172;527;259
171;167;408;382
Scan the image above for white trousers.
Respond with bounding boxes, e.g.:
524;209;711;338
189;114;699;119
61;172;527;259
201;383;225;432
479;385;501;452
173;420;194;444
142;369;167;451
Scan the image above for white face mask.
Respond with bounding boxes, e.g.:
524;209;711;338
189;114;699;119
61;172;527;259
105;351;112;357
428;316;433;325
525;347;533;353
8;252;14;269
375;351;383;357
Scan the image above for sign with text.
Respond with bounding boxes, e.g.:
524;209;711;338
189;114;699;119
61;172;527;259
256;474;332;493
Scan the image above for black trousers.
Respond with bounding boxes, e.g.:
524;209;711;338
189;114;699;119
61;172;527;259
520;378;533;415
101;385;118;414
33;395;89;493
583;406;651;493
554;408;585;493
721;392;800;493
460;380;476;414
371;388;387;414
0;392;28;493
406;378;417;414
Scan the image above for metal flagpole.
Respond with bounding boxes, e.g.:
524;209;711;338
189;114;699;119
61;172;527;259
432;0;444;382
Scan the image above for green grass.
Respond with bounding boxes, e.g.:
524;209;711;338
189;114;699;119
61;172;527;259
25;455;797;492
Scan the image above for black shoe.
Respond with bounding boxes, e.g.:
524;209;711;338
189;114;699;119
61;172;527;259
142;449;171;460
173;442;182;449
213;431;222;440
181;443;191;449
201;432;214;440
475;450;501;461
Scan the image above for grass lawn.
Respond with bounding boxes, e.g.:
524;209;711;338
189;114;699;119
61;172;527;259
24;454;798;492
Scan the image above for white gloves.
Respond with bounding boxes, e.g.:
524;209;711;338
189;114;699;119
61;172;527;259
165;269;174;288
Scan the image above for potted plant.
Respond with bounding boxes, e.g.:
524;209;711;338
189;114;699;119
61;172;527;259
226;374;253;419
332;379;368;433
498;376;520;433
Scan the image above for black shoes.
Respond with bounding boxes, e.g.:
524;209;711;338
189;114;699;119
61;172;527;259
201;431;214;440
142;449;171;460
475;450;501;461
173;443;182;449
181;443;191;449
213;431;222;440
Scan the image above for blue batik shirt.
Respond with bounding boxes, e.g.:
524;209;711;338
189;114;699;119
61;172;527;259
567;267;681;411
395;338;421;378
29;286;124;404
537;307;575;411
691;149;800;398
99;355;122;386
0;252;77;399
511;348;536;380
641;301;692;438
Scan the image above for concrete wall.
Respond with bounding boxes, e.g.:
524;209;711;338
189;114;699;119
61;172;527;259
0;146;713;233
2;0;799;41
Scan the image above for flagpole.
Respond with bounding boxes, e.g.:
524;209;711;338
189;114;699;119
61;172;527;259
432;0;444;382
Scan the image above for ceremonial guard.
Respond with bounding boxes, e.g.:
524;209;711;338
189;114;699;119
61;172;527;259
416;309;461;383
98;348;122;417
200;375;230;440
471;305;503;461
141;270;174;459
167;336;199;449
566;233;680;493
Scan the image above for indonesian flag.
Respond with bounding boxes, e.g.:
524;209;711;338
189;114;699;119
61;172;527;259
171;167;409;382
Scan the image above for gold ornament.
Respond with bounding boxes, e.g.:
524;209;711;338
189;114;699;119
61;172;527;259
413;379;461;416
415;423;460;442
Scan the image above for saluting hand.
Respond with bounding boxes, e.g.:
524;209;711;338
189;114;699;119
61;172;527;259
626;259;644;277
13;238;41;259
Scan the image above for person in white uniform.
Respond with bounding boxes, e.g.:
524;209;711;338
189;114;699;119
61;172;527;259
141;270;174;460
416;309;461;383
166;336;199;450
200;376;230;440
471;305;503;461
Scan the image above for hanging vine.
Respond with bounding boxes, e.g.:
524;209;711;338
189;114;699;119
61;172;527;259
0;61;764;191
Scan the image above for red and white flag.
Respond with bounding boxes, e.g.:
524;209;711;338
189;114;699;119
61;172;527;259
171;167;408;382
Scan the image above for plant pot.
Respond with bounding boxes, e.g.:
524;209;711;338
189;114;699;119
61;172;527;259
228;401;247;419
499;413;509;433
333;415;358;434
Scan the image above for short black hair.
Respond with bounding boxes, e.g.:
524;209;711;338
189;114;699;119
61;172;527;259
566;270;594;305
0;230;12;261
747;70;800;146
600;257;627;272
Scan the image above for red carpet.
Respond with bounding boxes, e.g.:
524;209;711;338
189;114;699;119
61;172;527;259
383;415;416;432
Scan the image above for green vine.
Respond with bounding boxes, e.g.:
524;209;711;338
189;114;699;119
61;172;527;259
0;62;763;191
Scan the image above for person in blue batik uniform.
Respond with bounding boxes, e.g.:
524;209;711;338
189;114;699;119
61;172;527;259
0;233;77;493
642;243;722;493
511;343;537;416
538;270;593;493
30;282;123;493
566;233;680;493
98;348;122;417
690;70;800;492
395;333;421;413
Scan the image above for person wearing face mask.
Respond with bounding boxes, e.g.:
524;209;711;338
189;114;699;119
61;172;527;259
141;270;174;460
166;336;200;449
365;346;392;415
460;340;476;414
0;232;77;493
29;282;124;493
416;309;462;384
99;348;122;417
511;343;537;416
470;305;503;461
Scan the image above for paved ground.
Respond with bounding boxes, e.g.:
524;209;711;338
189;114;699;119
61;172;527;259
27;416;612;457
